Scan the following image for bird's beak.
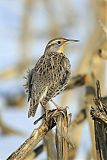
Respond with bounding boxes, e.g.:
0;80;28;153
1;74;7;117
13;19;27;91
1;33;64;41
58;38;79;53
65;39;79;43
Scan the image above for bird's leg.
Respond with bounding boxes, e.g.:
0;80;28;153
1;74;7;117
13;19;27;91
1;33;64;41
40;101;49;120
50;99;68;111
50;99;60;109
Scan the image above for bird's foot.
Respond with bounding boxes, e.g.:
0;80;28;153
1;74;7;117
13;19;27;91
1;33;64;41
44;109;54;120
34;109;55;125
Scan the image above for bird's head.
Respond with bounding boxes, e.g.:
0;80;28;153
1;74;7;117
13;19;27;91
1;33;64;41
45;38;79;53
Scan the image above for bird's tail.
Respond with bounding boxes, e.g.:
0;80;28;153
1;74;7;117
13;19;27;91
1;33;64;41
28;99;39;118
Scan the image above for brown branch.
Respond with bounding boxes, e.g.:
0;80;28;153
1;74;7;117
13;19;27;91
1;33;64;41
56;108;69;160
65;74;86;91
7;109;68;160
98;48;107;60
7;110;56;160
91;80;107;123
24;144;44;160
42;105;57;160
69;108;87;130
44;130;57;160
33;144;44;156
0;116;23;136
90;80;107;160
101;96;107;105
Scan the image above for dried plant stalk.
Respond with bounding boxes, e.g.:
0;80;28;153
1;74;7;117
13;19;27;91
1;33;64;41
42;104;57;160
0;116;23;136
91;80;107;160
7;122;53;160
6;110;57;160
69;108;87;130
44;130;57;160
65;74;86;91
24;144;44;160
56;109;69;160
98;47;107;60
7;109;70;160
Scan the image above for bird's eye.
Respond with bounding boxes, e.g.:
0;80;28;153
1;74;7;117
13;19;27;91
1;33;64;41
57;41;61;45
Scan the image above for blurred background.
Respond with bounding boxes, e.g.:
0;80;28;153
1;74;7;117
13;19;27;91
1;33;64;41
0;0;106;160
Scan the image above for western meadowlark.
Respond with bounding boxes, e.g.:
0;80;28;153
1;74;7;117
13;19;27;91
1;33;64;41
25;38;79;118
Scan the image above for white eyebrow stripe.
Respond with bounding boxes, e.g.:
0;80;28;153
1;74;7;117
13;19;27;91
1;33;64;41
49;40;58;45
48;40;66;46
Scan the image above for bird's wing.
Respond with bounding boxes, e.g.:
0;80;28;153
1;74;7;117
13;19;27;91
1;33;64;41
27;69;34;102
27;55;46;117
27;69;41;118
26;54;46;101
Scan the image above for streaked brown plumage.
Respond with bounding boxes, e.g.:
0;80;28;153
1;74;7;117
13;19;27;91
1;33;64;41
25;38;79;118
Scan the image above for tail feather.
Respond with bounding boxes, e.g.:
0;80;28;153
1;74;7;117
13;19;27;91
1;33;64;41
28;102;39;118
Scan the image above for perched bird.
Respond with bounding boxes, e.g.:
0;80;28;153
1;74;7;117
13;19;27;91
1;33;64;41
25;38;79;118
